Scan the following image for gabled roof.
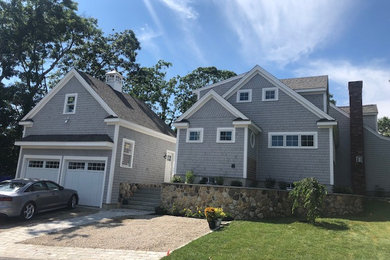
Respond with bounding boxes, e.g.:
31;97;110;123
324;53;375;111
280;75;328;91
77;71;175;137
176;90;248;122
338;104;378;116
222;65;334;120
21;69;175;138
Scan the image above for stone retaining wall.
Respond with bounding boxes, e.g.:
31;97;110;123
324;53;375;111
161;183;364;220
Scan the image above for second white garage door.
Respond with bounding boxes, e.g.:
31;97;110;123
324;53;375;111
63;160;106;207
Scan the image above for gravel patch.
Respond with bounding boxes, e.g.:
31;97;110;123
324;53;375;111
21;215;211;252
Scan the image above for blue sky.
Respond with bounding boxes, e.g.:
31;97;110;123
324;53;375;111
77;0;390;117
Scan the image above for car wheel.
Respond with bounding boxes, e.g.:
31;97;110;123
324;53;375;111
21;202;36;220
68;195;77;209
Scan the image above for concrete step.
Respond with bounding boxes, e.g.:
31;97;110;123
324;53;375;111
121;204;157;211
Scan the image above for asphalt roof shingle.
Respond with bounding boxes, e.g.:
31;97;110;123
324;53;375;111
78;71;176;137
280;75;328;90
338;105;378;115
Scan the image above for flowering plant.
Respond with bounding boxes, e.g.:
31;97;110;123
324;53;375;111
204;207;226;222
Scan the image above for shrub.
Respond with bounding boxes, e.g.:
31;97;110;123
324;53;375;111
199;177;208;184
185;170;195;184
214;208;226;219
289;177;327;223
332;185;353;194
230;180;242;187
265;177;276;189
215;176;224;185
155;206;167;215
172;175;183;183
181;208;194;217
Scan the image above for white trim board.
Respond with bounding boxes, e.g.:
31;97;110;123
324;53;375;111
14;141;113;149
119;138;135;168
267;132;318;149
222;65;334;120
21;69;117;121
176;90;248;122
186;128;204;143
104;118;176;143
329;128;334;185
106;123;119;204
216;127;236;143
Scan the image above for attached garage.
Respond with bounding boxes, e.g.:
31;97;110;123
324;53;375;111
21;155;108;208
24;157;62;183
63;159;106;207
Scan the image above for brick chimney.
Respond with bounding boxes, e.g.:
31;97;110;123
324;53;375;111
348;81;366;195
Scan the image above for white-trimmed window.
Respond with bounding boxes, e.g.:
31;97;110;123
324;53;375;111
268;132;317;149
120;138;135;168
262;87;278;101
216;128;235;143
250;132;256;148
237;89;252;103
186;128;203;143
63;93;78;114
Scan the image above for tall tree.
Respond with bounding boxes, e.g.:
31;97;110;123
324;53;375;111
174;67;236;114
127;60;177;126
378;117;390;137
0;0;98;176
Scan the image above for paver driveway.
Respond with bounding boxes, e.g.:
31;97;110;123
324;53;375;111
0;208;165;260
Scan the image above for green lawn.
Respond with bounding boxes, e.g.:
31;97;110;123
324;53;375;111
165;199;390;260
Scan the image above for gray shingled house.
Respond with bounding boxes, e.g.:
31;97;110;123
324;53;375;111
173;65;390;194
15;69;176;207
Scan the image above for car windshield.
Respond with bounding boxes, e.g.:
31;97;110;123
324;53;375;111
0;181;26;192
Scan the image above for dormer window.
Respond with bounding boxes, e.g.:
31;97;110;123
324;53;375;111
63;93;77;114
262;87;278;101
237;89;252;103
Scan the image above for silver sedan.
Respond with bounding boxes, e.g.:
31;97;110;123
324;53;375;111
0;179;78;220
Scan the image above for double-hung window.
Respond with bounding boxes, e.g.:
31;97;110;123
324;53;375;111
268;132;317;148
262;87;278;101
237;89;252;103
120;139;135;168
186;128;203;143
216;128;235;143
63;93;78;114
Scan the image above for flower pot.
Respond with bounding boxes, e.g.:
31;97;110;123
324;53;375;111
208;220;216;230
215;218;222;228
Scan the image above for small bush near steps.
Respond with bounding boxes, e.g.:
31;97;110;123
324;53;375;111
289;177;327;223
185;171;195;184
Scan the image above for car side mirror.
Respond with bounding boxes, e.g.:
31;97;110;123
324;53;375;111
59;186;64;191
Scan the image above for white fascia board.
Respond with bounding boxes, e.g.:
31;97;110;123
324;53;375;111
329;128;334;185
172;122;189;128
317;121;338;128
223;65;334;121
192;73;246;94
232;121;262;134
105;118;176;143
14;141;113;149
295;88;327;93
177;89;248;122
18;121;33;127
21;69;117;122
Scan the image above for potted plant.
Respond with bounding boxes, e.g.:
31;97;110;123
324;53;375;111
204;207;226;230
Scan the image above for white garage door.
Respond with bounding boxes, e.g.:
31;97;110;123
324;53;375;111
64;161;105;207
25;160;60;182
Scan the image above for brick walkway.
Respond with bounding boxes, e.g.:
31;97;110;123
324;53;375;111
0;209;166;260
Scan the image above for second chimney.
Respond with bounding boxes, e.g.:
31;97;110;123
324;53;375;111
348;81;366;195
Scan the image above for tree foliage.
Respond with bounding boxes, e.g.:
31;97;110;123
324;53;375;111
289;177;327;223
175;67;236;114
0;0;98;176
378;117;390;137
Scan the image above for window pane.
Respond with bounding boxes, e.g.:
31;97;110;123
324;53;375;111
68;162;85;170
45;161;60;169
124;142;133;154
220;131;232;141
189;131;200;141
286;135;298;146
272;135;283;146
266;90;275;99
301;135;314;147
67;104;74;113
87;162;105;171
28;161;44;168
121;154;132;167
239;92;249;101
67;96;75;104
46;182;60;190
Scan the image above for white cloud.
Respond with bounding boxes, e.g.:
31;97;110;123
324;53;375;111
217;0;352;66
137;25;162;57
295;60;390;117
159;0;198;20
